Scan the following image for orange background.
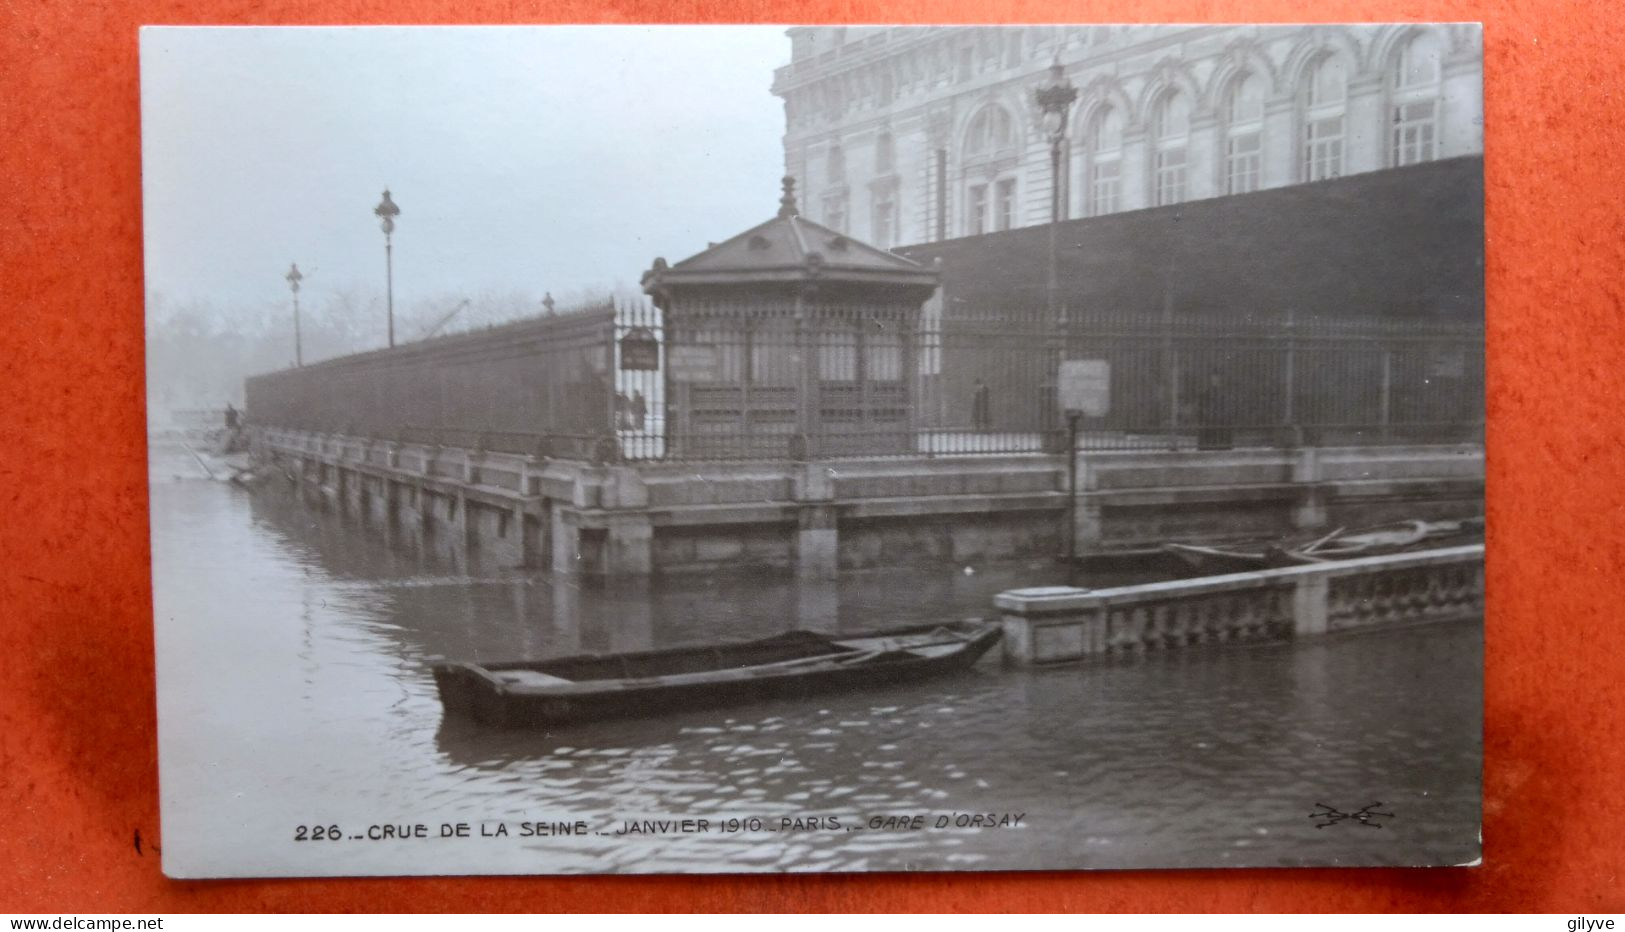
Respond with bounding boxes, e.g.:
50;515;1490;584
1;0;1620;913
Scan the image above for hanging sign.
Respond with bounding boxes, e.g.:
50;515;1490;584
619;327;660;371
1058;359;1111;416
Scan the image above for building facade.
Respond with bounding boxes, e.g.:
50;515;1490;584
770;25;1483;249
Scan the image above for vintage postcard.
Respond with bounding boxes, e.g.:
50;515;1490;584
142;24;1485;877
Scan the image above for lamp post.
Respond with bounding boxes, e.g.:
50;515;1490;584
374;188;401;348
1034;60;1078;325
1036;60;1081;519
285;262;304;367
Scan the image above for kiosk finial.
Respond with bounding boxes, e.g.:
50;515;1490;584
777;176;800;219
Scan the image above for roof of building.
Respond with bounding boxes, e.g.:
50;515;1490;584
642;177;940;293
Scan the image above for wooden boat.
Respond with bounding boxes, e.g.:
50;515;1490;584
1162;541;1291;575
1163;519;1480;574
432;620;1003;727
1289;520;1433;562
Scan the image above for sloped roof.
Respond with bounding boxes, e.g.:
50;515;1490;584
643;178;939;292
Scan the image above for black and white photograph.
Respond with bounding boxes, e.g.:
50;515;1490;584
142;23;1485;877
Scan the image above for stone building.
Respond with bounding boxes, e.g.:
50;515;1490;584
770;25;1483;249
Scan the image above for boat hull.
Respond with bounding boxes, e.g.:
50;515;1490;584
1164;519;1482;575
433;623;1002;728
1162;543;1273;574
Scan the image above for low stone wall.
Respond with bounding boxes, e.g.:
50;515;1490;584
993;544;1484;666
1072;445;1485;548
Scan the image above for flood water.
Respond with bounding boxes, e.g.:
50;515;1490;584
150;451;1482;877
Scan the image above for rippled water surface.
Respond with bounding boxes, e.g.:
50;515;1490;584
150;458;1481;876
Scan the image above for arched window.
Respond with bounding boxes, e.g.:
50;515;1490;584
875;131;895;174
871;184;898;248
823;141;849;233
963;105;1016;160
1082;105;1123;216
826;142;846;183
1395;30;1443;88
1302;55;1348;181
1223;73;1265;195
872;133;898;247
823;194;848;233
1390;31;1444;166
1151;91;1190;206
963;105;1018;236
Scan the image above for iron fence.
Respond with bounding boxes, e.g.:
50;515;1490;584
246;298;618;460
246;296;1483;464
612;302;1484;462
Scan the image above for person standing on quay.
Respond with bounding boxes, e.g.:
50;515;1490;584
972;378;992;432
1197;372;1233;450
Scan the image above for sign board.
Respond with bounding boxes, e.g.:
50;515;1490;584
619;327;659;371
1427;348;1467;379
1058;359;1111;416
668;345;718;382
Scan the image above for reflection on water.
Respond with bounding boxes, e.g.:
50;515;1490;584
150;460;1481;877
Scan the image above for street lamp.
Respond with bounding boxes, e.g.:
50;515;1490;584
1036;59;1081;511
374;188;401;348
1034;60;1078;325
285;262;304;367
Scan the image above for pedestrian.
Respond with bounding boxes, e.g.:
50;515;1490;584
224;402;239;430
631;390;647;431
1196;372;1233;450
971;378;992;432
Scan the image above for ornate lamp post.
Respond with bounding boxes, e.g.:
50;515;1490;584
1036;60;1081;520
1034;60;1078;325
285;262;304;367
374;188;401;348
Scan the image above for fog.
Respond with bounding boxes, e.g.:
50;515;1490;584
141;26;788;407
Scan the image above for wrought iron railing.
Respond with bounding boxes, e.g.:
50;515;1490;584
247;296;1483;465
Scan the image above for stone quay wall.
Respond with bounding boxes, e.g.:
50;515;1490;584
252;426;1482;578
994;544;1484;666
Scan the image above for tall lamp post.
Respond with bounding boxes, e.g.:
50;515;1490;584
374;188;401;348
285;262;304;367
1034;60;1078;325
1036;60;1081;545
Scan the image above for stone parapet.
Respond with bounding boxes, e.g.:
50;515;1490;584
995;544;1484;665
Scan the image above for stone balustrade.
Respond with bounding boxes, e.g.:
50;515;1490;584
994;544;1483;665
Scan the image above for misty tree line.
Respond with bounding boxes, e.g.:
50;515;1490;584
146;283;639;415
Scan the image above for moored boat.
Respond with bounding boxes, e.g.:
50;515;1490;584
1163;518;1482;574
431;620;1003;727
1161;541;1286;575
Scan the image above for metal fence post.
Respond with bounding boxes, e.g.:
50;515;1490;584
1379;347;1394;442
1283;308;1297;429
